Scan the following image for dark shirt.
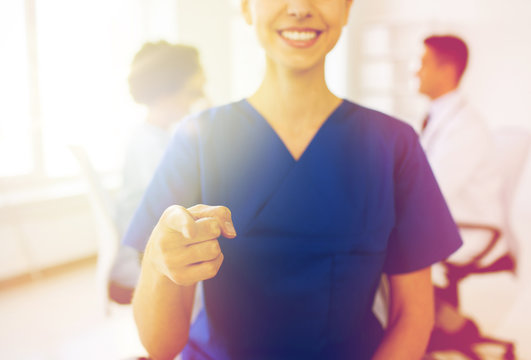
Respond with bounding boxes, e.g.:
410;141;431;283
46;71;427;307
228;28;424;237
123;99;462;359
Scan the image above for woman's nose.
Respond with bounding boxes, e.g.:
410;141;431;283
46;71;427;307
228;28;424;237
286;0;313;20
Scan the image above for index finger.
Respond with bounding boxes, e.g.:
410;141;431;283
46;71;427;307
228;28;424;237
160;205;196;240
187;204;237;238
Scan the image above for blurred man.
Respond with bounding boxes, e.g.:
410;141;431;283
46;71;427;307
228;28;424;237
417;36;519;356
417;35;504;271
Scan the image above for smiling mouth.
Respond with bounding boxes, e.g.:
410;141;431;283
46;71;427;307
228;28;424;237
279;29;320;41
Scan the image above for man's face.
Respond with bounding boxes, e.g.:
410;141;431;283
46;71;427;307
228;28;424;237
416;46;446;99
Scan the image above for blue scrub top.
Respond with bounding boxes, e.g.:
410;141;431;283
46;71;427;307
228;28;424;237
123;99;462;360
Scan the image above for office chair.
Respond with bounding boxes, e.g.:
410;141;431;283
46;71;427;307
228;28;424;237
69;145;120;315
426;127;530;360
70;145;151;359
427;227;517;360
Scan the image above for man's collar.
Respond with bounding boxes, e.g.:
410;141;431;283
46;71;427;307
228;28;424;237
430;89;461;117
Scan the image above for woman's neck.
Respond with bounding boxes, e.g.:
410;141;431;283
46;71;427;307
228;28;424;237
146;111;173;131
247;59;342;161
248;58;340;129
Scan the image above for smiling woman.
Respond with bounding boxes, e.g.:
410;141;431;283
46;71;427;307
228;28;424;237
125;1;462;360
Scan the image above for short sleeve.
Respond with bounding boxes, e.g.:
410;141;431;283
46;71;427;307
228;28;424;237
122;117;202;252
383;127;462;274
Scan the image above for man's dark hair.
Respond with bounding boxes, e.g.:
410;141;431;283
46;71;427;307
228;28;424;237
128;41;200;106
424;35;469;82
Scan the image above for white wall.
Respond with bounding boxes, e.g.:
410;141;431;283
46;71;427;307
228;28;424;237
0;195;99;281
176;0;235;105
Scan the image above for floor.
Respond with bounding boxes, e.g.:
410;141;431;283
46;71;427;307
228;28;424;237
0;259;147;360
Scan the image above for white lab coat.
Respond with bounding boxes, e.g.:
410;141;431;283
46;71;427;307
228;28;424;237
420;90;505;266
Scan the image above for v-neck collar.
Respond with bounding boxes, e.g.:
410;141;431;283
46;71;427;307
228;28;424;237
239;98;348;163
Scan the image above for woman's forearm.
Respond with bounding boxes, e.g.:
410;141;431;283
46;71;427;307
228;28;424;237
373;268;435;360
131;205;236;359
132;256;196;360
371;308;434;360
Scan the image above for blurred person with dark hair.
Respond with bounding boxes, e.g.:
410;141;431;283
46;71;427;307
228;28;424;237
416;35;514;356
417;34;504;269
109;41;205;304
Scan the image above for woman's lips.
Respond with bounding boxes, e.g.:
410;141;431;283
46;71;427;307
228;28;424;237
278;29;321;48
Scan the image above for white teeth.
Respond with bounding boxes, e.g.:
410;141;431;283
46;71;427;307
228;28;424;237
280;30;317;41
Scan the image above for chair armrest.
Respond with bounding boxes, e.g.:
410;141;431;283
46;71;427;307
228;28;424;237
455;222;501;267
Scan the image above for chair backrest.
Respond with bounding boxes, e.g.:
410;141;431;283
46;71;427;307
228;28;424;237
492;127;531;266
69;145;120;315
69;145;116;222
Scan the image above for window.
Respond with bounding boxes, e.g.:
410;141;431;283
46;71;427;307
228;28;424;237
0;0;179;182
0;1;32;177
